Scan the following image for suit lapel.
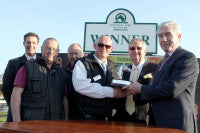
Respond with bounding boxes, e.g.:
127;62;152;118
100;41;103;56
122;65;132;80
123;62;154;82
138;62;149;80
153;66;160;83
21;54;27;59
154;47;182;83
19;54;27;62
123;63;150;81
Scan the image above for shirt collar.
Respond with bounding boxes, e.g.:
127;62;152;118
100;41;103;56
166;45;179;57
25;53;36;60
93;53;107;65
132;60;145;68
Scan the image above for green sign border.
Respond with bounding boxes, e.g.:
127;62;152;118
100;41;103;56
83;8;158;55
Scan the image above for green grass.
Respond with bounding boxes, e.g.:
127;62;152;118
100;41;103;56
0;111;7;123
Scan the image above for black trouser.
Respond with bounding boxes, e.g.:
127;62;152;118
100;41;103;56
7;104;13;122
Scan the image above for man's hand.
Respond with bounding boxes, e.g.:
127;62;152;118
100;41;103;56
195;104;198;120
122;82;142;96
113;87;126;98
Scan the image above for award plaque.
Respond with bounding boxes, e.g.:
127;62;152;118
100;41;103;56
111;63;132;87
111;79;131;87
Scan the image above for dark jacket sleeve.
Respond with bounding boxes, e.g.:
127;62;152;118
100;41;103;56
141;51;199;100
1;60;16;104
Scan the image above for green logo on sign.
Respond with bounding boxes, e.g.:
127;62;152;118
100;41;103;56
115;13;127;23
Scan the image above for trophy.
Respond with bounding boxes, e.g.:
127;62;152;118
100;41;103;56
111;63;132;87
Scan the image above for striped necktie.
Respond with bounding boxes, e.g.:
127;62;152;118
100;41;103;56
102;62;106;76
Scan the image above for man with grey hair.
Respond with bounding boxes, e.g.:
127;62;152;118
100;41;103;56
115;38;157;125
72;35;124;120
11;38;67;121
64;43;84;119
67;43;84;68
123;21;199;133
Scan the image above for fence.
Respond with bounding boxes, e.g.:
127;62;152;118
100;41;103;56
0;98;7;123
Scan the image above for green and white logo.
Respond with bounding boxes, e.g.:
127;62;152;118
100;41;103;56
84;8;157;54
115;13;127;23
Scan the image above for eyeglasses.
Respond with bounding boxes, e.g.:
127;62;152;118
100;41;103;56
98;43;112;49
129;47;142;51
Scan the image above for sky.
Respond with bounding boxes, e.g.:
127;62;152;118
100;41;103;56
0;0;200;74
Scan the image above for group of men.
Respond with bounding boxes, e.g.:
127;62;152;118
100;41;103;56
1;21;199;133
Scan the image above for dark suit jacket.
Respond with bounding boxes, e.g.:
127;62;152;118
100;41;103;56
2;54;27;104
64;63;82;119
115;62;157;124
141;47;199;133
1;54;27;122
195;58;200;132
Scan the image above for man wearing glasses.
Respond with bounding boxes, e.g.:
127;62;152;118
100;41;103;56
115;38;157;125
123;21;198;133
72;35;124;120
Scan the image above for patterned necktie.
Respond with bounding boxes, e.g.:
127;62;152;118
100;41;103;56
159;54;169;71
126;67;138;115
102;62;107;76
30;58;34;61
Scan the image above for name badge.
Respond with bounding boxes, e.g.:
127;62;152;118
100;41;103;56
93;74;101;81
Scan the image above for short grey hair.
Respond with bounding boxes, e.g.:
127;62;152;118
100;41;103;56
157;21;181;35
129;38;146;50
68;43;82;52
42;37;59;51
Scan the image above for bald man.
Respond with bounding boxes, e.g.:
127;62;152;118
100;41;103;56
11;38;67;121
72;36;124;120
64;43;84;119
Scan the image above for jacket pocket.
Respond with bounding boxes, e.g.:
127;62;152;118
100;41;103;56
31;76;41;92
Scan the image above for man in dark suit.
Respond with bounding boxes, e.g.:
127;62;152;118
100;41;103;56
115;38;157;125
123;21;199;133
64;43;84;119
195;58;200;131
1;32;39;122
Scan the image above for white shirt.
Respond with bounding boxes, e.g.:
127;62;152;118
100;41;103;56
129;60;145;81
72;54;114;99
25;53;36;60
93;54;107;71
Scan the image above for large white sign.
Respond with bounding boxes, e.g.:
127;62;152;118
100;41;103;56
84;8;158;54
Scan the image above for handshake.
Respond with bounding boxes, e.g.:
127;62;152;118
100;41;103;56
112;81;142;98
112;64;142;98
